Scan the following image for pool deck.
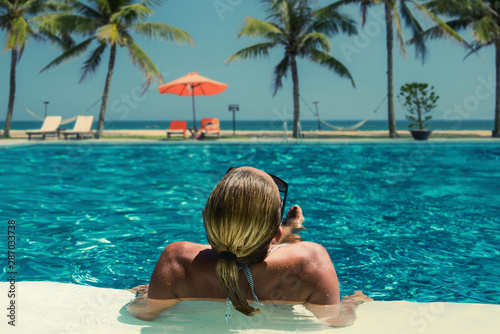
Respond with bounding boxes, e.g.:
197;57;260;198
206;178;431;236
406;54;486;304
1;282;498;333
1;129;499;147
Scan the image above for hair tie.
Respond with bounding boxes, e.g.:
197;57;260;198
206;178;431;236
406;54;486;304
219;251;238;262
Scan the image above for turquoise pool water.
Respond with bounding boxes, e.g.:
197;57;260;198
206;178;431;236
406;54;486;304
1;142;499;304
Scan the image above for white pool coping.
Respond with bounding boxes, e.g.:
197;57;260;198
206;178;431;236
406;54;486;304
1;282;499;333
1;137;500;149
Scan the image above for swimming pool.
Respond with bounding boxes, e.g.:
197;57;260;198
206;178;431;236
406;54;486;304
1;142;499;304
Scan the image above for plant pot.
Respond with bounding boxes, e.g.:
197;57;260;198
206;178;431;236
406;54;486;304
410;130;433;141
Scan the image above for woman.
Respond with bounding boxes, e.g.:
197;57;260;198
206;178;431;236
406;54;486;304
128;167;362;326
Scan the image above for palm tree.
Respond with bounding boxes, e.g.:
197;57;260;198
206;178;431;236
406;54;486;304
38;0;194;138
421;0;500;137
226;0;357;138
333;0;467;138
1;0;68;138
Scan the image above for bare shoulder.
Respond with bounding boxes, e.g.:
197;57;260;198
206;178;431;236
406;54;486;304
276;242;333;268
267;242;336;284
161;241;203;257
148;241;207;299
277;242;339;305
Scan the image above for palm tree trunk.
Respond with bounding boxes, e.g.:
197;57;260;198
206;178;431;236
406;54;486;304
3;49;18;138
96;44;117;139
291;55;300;139
385;3;397;138
493;36;500;137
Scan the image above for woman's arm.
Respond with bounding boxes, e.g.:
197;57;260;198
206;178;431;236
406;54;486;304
127;293;181;321
301;242;359;327
128;243;186;320
305;300;359;327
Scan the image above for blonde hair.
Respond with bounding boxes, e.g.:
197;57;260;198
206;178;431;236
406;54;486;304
203;167;282;316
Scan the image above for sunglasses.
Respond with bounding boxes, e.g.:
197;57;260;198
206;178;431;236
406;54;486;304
226;167;288;222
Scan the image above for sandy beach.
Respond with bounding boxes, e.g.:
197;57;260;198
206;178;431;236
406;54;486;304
3;129;496;140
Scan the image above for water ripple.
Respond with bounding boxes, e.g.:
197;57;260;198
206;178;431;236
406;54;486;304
2;143;499;304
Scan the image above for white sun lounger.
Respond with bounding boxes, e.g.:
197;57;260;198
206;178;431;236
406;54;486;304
26;116;62;140
62;116;96;140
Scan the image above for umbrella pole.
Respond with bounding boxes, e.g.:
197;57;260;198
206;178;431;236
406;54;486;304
192;91;197;131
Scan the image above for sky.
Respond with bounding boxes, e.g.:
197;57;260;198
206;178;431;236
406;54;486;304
0;0;495;124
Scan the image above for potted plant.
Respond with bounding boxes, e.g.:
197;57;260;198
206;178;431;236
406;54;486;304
398;83;439;140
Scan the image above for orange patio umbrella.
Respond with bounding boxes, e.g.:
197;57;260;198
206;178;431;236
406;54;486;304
158;72;228;130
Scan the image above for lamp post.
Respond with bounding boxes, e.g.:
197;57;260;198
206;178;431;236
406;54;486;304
228;104;239;135
313;101;321;131
43;101;49;118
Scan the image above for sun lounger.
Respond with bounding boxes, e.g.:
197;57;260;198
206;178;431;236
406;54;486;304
26;116;62;140
62;116;96;140
166;121;187;139
200;118;220;138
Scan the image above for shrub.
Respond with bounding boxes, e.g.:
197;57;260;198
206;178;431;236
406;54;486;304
398;83;439;130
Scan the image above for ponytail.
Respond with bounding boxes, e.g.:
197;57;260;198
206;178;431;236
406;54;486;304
215;254;261;316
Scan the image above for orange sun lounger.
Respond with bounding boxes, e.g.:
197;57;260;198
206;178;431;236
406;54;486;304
166;121;187;139
200;118;220;138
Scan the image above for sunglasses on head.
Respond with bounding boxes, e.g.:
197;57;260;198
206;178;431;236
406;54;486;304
226;167;288;222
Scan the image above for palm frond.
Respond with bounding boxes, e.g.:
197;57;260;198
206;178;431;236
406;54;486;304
92;0;111;15
435;18;471;34
0;0;13;11
18;0;38;12
111;3;153;25
469;0;498;16
412;1;472;54
40;37;94;73
31;11;78;50
140;0;166;9
132;22;194;45
361;0;382;25
4;17;28;51
69;0;103;20
409;18;469;42
126;37;162;90
225;42;277;63
238;17;282;38
272;55;289;96
0;16;9;30
267;0;292;31
23;0;70;15
471;14;499;43
39;31;75;50
322;0;380;25
400;1;425;61
424;0;494;17
463;40;492;59
390;1;407;58
96;23;126;45
308;48;355;87
324;0;379;9
24;18;43;41
312;5;357;37
79;42;106;82
32;13;100;36
289;0;313;38
298;32;331;54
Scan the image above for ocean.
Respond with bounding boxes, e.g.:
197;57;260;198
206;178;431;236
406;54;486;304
0;119;495;131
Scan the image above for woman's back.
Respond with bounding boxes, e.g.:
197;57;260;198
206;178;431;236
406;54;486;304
147;240;340;306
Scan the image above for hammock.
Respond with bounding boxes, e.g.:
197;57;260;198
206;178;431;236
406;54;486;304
18;97;102;125
301;95;386;131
